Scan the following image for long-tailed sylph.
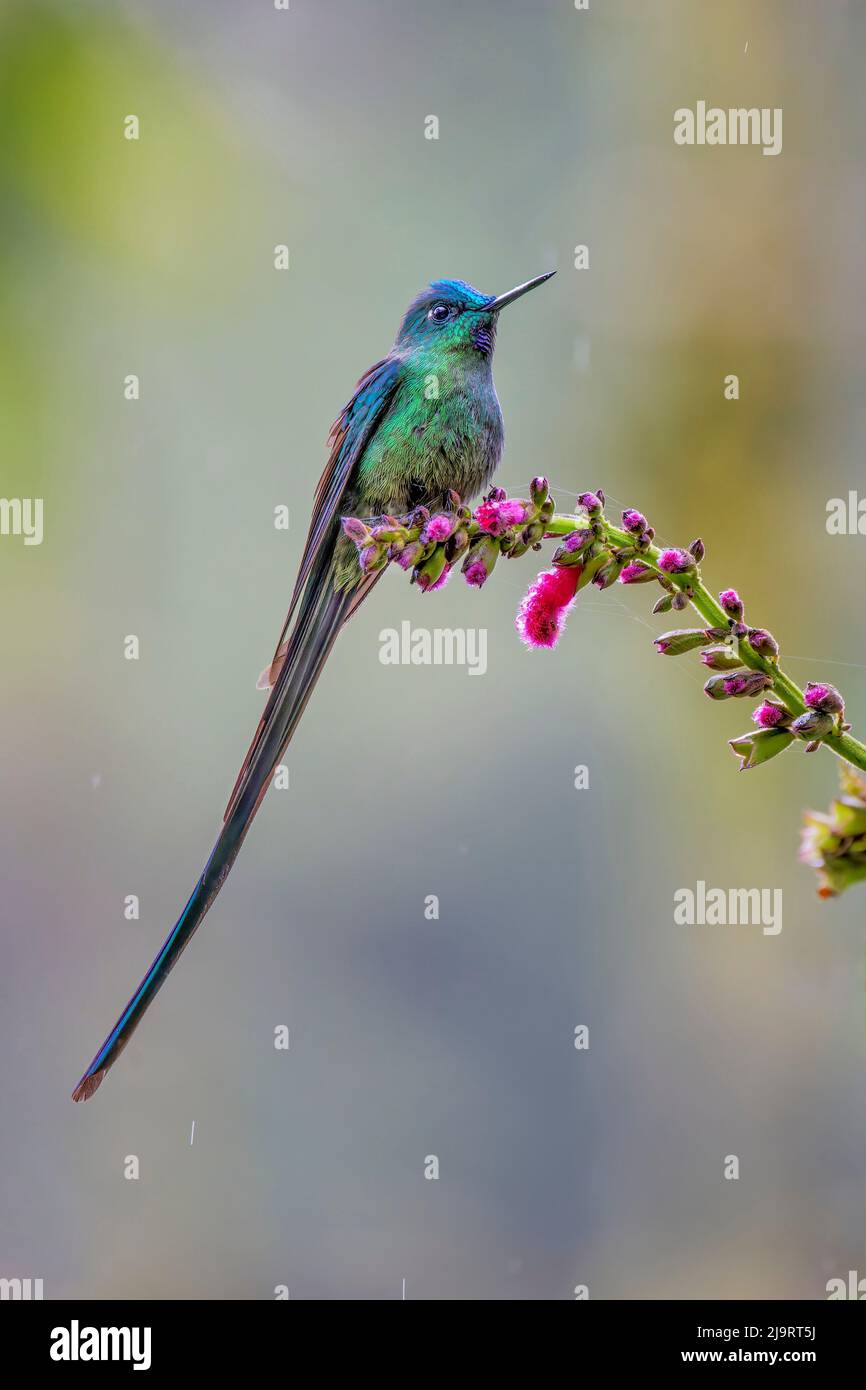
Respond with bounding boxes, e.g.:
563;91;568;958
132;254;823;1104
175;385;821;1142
72;271;554;1100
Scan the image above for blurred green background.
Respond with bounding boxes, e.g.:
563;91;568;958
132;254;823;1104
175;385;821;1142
2;0;865;1298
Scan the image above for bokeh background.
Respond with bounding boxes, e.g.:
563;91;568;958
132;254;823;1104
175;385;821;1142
2;0;865;1299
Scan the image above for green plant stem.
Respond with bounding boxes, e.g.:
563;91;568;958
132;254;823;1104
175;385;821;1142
543;514;866;777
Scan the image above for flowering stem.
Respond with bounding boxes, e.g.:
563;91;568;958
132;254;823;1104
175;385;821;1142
544;514;866;776
344;484;866;896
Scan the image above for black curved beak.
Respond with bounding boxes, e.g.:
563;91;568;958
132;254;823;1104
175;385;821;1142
483;270;556;313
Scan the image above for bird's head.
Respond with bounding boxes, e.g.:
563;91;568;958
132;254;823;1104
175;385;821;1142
394;273;555;359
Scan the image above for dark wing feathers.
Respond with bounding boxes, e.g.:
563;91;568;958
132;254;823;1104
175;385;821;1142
224;355;403;823
268;355;403;665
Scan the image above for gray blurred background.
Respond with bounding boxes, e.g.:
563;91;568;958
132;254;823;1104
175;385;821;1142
1;0;865;1298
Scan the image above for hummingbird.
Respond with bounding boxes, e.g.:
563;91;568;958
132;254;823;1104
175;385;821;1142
72;270;555;1101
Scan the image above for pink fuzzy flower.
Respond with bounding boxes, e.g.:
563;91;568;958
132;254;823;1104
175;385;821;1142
515;565;582;649
621;509;647;534
420;513;454;544
474;498;529;536
464;560;489;588
658;547;693;574
752;701;789;729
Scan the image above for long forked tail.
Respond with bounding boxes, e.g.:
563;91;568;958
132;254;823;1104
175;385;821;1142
72;565;357;1101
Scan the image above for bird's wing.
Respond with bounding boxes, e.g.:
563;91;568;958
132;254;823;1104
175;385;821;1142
266;353;404;672
225;355;403;821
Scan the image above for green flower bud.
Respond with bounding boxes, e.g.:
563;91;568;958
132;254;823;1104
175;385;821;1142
729;729;794;771
704;673;733;700
654;629;712;656
414;545;448;590
700;646;744;671
791;709;834;741
530;476;549;506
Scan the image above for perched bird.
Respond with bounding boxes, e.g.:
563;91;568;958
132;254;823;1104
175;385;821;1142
72;271;555;1101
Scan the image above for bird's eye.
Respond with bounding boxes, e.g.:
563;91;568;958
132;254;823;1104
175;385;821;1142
428;304;451;323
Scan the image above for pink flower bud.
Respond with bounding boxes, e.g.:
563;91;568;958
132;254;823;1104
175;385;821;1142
619;561;656;584
621;509;647;534
395;539;424;571
577;492;603;515
719;589;743;620
658;548;693;574
420;513;455;544
748;628;779;660
723;671;772;698
804;682;845;715
752;700;790;729
461;534;500;588
474;498;529;537
341;516;369;544
463;561;488;587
